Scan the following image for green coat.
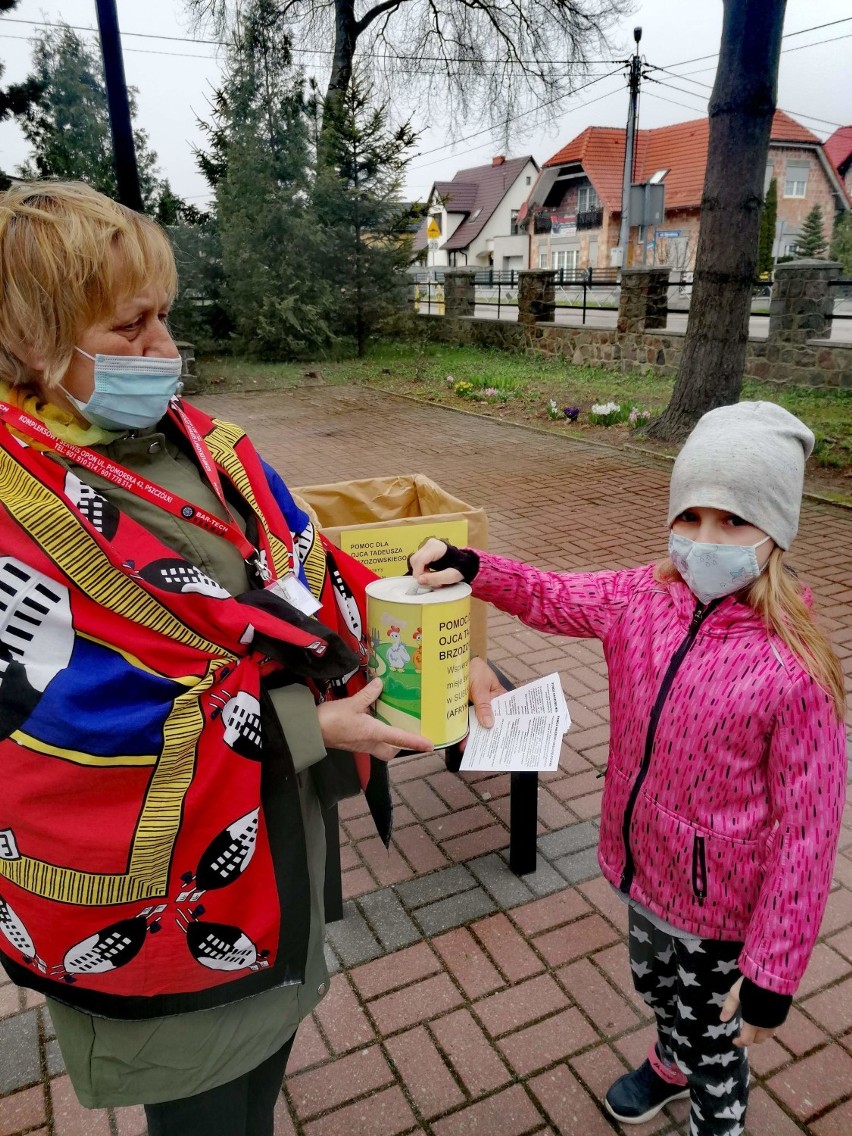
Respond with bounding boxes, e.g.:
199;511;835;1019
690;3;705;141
48;427;330;1108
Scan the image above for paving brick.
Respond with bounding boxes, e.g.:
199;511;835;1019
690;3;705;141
415;886;496;936
536;789;578;831
767;1043;852;1119
528;1063;617;1136
425;804;495;841
432;926;505;1000
313;974;375;1055
577;875;629;928
745;1035;791;1078
273;1094;297;1136
811;1096;852;1136
430;1009;512;1097
567;790;603;819
553;846;602;883
511;887;592;936
113;1105;147;1136
0;984;19;1020
569;1044;630;1102
0;1010;39;1093
580;942;652;1019
350;941;440;1000
534;913;620;968
802;973;852;1034
776;1005;828;1056
467;853;536;908
385;1027;465;1119
324;901;383;967
45;1037;66;1077
442;823;508;862
827;924;852;962
394;864;476;909
342;866;376;901
355;835;414;887
287;1013;330;1073
426;770;480;811
430;1084;543;1136
744;1087;810;1136
522;859;575;897
796;942;852;997
395;777;449;820
476;974;568;1038
358;887;420;952
368;973;464;1036
388;751;446;783
557;958;640;1034
50;1075;111;1136
288;1046;395;1120
536;820;599;860
819;886;852;936
301;1085;416;1136
471;912;545;981
499;1007;600;1075
0;1085;45;1136
549;771;604;802
391;824;449;874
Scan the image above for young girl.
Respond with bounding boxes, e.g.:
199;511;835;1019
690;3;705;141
409;401;847;1136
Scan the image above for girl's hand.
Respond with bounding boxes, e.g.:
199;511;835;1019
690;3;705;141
408;538;462;588
317;678;433;762
720;977;777;1048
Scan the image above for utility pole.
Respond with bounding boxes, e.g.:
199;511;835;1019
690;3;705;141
617;26;643;264
95;0;143;212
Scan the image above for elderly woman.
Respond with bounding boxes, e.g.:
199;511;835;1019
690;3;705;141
0;181;497;1136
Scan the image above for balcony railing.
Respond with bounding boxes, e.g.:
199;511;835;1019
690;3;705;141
576;208;603;230
532;213;552;234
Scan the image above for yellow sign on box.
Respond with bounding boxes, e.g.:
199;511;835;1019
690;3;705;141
339;520;469;577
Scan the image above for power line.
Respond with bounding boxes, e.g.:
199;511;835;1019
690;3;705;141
657;16;852;75
0;31;216;60
649;74;847;132
407;68;624;170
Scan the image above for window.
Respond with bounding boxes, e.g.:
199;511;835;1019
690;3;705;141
784;162;808;198
526;176;532;185
538;250;548;268
552;249;579;273
577;185;601;213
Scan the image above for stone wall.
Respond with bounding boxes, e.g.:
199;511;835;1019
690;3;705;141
414;315;852;391
412;260;852;391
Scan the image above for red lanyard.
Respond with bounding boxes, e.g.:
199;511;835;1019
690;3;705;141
0;400;272;574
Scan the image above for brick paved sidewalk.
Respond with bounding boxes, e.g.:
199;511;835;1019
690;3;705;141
2;386;850;1136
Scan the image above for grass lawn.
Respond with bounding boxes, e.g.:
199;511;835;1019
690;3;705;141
196;340;852;504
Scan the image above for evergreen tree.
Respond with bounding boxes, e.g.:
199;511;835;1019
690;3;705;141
18;23;163;210
795;204;828;258
313;74;420;356
0;0;44;188
830;212;852;275
196;0;333;357
757;176;777;276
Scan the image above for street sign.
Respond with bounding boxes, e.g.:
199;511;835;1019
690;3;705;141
426;218;441;240
656;229;682;239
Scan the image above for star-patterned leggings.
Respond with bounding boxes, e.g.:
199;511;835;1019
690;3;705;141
627;906;749;1136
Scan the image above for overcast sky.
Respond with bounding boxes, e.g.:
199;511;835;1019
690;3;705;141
0;0;849;208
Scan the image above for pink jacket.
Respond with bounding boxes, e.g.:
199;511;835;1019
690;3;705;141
473;555;847;996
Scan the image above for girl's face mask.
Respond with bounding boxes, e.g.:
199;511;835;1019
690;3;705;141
668;531;772;605
65;348;183;432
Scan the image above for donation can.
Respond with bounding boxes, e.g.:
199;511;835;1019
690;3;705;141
365;577;472;748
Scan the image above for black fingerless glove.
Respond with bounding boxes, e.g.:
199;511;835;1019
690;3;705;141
407;542;481;584
739;977;793;1030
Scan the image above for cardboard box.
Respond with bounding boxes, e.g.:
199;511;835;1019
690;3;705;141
293;474;488;657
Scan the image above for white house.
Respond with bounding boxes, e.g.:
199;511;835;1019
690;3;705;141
412;155;539;271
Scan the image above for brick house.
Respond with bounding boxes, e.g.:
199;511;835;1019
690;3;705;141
525;111;850;275
824;126;852;209
412;155;539;271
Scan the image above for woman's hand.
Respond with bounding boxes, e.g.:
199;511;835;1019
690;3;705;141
720;977;777;1048
317;678;433;762
408;538;462;588
468;656;505;729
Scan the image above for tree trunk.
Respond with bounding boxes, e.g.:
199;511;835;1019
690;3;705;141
645;0;786;442
324;0;357;117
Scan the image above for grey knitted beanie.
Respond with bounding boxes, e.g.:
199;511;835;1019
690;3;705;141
667;401;814;549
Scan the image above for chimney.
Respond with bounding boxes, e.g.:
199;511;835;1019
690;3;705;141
492;155;506;167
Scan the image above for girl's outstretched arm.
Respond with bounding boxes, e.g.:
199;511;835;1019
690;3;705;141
409;538;637;642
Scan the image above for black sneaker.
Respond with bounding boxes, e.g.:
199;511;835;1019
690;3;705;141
604;1057;689;1124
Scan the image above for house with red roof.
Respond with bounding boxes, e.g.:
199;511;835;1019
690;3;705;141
412;155;539;271
526;111;849;276
824;126;852;206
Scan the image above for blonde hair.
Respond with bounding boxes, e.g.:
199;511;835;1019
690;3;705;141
0;180;177;389
656;549;846;720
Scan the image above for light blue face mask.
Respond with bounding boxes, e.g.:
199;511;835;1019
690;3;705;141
668;531;772;606
66;349;183;431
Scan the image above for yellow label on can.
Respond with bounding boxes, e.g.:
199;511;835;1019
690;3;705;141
366;578;471;749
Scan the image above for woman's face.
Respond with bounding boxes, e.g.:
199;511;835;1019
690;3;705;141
57;285;177;405
670;505;774;568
